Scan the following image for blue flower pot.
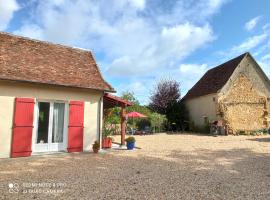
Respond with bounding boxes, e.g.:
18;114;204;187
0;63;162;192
126;142;135;150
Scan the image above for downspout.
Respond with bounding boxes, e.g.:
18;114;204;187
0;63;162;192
98;92;104;149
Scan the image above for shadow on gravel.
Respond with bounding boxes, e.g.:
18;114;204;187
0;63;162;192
247;137;270;143
166;131;214;136
1;148;270;199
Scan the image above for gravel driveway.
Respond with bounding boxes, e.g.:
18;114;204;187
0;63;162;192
1;133;270;200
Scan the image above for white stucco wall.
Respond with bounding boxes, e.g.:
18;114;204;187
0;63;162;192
185;93;218;126
0;80;103;158
0;96;14;158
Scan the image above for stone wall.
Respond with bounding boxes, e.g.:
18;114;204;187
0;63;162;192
218;74;268;133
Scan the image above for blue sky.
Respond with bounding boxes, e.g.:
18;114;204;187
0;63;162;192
1;0;270;104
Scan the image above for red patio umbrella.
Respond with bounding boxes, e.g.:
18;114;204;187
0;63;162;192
126;112;147;134
126;112;147;118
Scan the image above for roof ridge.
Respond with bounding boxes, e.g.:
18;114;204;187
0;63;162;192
207;52;248;72
0;31;114;92
183;52;247;100
0;31;92;53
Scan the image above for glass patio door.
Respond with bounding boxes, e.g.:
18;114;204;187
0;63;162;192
34;101;67;153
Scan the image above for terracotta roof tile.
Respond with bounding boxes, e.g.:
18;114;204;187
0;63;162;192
0;32;114;92
183;53;247;100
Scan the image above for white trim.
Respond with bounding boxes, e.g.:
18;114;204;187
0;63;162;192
98;95;103;149
32;100;68;153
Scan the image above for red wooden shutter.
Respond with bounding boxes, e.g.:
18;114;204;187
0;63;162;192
11;98;35;158
68;101;84;152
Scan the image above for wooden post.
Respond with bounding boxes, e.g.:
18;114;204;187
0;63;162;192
120;105;126;146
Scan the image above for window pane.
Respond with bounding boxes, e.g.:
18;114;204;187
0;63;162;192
37;102;50;144
52;103;65;143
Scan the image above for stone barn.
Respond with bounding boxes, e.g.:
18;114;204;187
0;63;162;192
183;52;270;134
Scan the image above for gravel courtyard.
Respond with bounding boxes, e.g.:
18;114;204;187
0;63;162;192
1;133;270;200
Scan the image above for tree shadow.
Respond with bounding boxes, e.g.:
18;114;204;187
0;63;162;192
247;137;270;143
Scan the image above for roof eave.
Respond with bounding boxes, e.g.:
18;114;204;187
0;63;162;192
0;78;116;93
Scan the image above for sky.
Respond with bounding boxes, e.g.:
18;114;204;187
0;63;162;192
1;0;270;104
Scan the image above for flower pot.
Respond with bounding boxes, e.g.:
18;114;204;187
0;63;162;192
126;141;135;150
102;138;112;148
93;148;99;153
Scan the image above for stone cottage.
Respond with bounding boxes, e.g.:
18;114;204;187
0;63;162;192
183;52;270;134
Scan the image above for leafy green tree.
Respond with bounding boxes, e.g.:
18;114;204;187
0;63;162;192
103;107;121;135
121;91;139;104
166;100;189;131
149;112;166;133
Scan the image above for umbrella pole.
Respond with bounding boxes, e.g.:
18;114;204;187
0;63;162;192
133;117;134;135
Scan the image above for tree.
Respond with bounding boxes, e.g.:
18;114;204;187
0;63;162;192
121;91;139;104
149;78;189;131
149;112;167;133
166;100;189;131
121;91;151;115
149;78;181;115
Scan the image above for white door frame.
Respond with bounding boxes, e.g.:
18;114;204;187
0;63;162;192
32;99;69;153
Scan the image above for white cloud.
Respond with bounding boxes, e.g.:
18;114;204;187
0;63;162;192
116;81;150;104
13;0;229;103
245;16;262;31
178;63;209;94
0;0;20;30
261;53;270;61
218;33;269;59
258;61;270;77
232;34;267;53
107;23;214;76
14;24;44;40
128;0;145;10
263;23;270;33
179;63;208;74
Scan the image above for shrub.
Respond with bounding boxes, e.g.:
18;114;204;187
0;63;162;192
237;130;246;135
259;129;268;135
125;136;136;143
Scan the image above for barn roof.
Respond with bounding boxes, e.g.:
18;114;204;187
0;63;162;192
183;52;248;100
0;32;114;92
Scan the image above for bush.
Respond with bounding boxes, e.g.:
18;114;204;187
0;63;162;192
125;136;136;143
237;130;246;135
259;129;268;134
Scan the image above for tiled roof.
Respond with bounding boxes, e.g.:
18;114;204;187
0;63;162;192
104;93;133;109
183;53;247;100
0;32;114;92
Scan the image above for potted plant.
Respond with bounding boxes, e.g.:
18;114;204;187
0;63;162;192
125;136;136;150
102;136;113;148
102;126;114;148
92;141;100;153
